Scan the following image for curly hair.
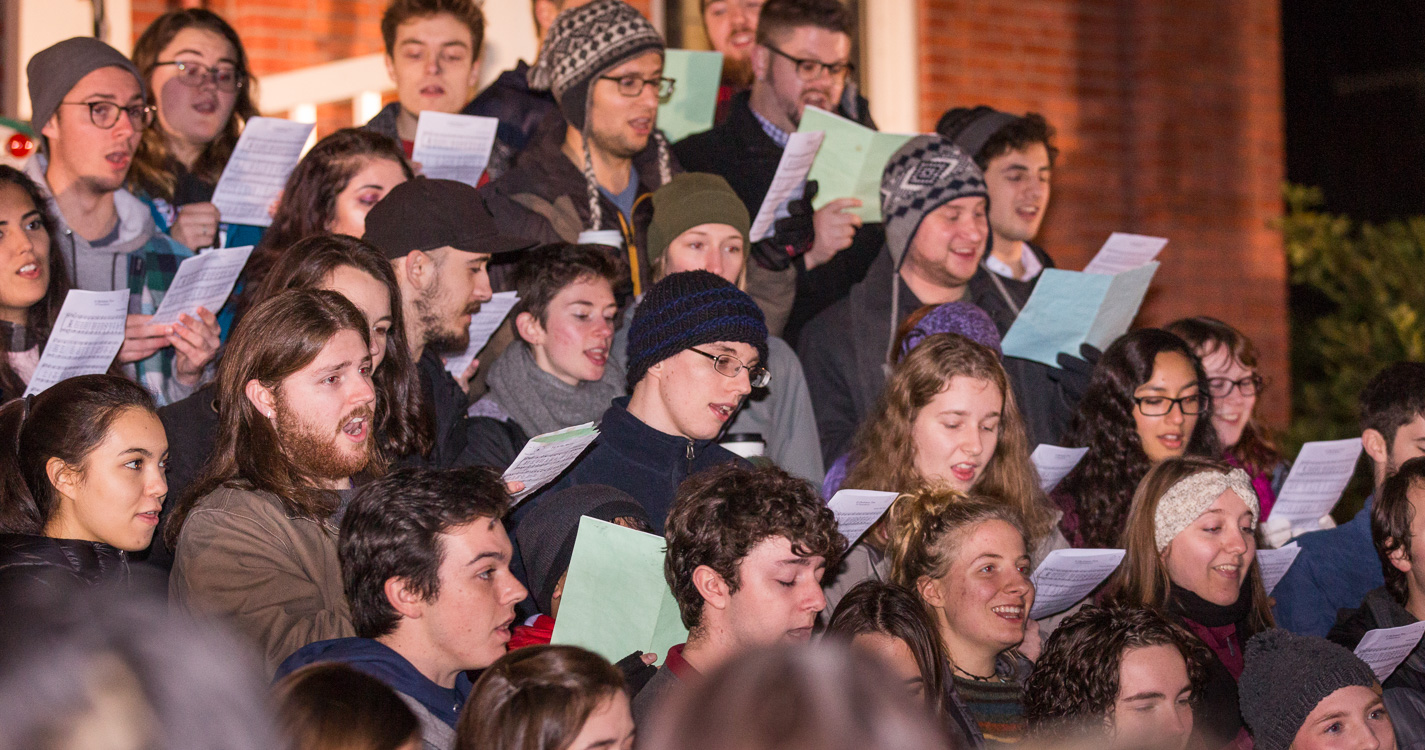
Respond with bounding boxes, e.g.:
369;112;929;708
1165;316;1282;476
664;464;846;631
1056;329;1221;549
884;488;1027;593
1105;456;1274;635
511;243;621;328
1023;606;1207;741
825;581;948;716
455;645;623;750
1373;456;1425;607
934;106;1060;168
844;332;1054;547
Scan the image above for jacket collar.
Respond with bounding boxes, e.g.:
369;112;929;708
723;90;785;158
597;396;719;467
280;637;473;728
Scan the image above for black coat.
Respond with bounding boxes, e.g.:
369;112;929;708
0;534;131;592
673;91;885;347
463;61;558;154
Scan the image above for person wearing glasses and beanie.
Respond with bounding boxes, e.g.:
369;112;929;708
529;270;767;533
674;0;879;343
481;0;680;299
22;37;220;405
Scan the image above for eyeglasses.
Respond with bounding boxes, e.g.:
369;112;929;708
689;347;770;388
1133;394;1210;417
152;60;246;92
763;44;854;82
58;101;156;130
1207;374;1265;398
597;75;676;103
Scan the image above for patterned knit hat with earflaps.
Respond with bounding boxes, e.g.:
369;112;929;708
528;0;672;231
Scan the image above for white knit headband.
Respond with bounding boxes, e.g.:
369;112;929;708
1153;468;1260;552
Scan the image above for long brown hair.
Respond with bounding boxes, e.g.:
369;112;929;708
0;166;70;398
165;290;384;548
257;235;433;461
1105;456;1274;635
129;9;258;201
455;645;623;750
1165;316;1283;476
845;333;1054;546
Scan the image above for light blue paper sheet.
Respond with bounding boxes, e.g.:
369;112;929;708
658;50;723;142
1000;262;1160;367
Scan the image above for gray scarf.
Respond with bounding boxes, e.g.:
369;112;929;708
486;341;625;437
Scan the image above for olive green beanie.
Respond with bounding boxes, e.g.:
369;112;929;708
646;173;751;267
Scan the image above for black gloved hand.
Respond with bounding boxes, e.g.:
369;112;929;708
614;651;658;695
749;180;819;271
1051;344;1103;405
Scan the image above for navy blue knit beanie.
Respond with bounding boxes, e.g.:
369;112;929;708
626;270;768;388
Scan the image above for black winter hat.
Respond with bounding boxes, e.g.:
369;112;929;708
1239;628;1379;750
514;484;649;616
625;270;768;388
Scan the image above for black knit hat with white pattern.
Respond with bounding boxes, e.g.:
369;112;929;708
879;135;987;269
528;0;665;132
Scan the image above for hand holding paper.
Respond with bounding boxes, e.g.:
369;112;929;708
1272;438;1365;530
1000;262;1159;367
25;290;129;396
503;422;599;502
150;245;254;326
411;112;499;187
211;118;314;227
445;292;519;378
1029;548;1125;619
750;131;825;242
798;106;914;222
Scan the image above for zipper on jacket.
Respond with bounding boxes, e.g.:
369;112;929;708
685;438;695;463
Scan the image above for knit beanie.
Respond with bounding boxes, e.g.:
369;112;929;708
27;37;145;134
527;0;672;232
937;105;1023;159
647;173;751;268
880;135;987;269
899;301;1003;359
1239;629;1379;750
626;270;768;388
514;484;649;616
1153;467;1259;552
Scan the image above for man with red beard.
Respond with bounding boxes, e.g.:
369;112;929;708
167;289;381;675
674;0;878;343
22;37;220;405
630;464;845;727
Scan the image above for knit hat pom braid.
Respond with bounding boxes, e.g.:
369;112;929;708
879;135;987;269
1239;629;1379;750
625;270;768;388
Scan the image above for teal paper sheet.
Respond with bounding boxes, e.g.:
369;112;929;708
797;106;914;222
1000;262;1160;367
657;50;723;142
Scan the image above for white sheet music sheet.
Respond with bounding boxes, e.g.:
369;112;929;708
1255;544;1301;597
1031;445;1090;493
1272;438;1365;529
1082;232;1169;275
503;423;600;503
24;290;129;396
1355;621;1425;682
749;131;825;242
150;245;254;326
444;292;519;378
211;118;315;227
411;112;500;187
826;489;900;545
1028;548;1125;619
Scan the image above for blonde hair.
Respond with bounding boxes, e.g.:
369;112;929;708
885;487;1028;593
846;333;1054;546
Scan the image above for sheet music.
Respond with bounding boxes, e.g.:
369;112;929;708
749;131;825;242
149;245;254;326
444;292;519;378
411;112;500;187
503;423;600;503
1028;548;1125;619
1272;438;1365;529
1082;232;1169;275
826;489;900;545
211;117;314;227
1031;445;1090;492
24;290;129;396
1256;544;1301;597
1354;621;1425;682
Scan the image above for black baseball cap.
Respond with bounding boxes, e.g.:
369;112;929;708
362;177;536;259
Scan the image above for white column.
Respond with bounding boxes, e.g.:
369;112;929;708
861;0;920;133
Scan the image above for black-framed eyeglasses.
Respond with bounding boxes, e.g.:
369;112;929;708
1207;374;1265;399
58;101;156;130
153;60;246;92
597;75;676;103
1133;393;1210;417
763;44;854;81
689;347;770;388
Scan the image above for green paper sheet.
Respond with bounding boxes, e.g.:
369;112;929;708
658;50;723;142
797;106;915;222
1000;262;1160;367
549;518;688;666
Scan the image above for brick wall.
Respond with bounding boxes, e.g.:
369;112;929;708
920;0;1289;426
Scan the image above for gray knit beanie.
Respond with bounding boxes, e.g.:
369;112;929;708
27;37;145;134
514;484;649;616
1239;629;1379;750
527;0;672;232
880;135;987;268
